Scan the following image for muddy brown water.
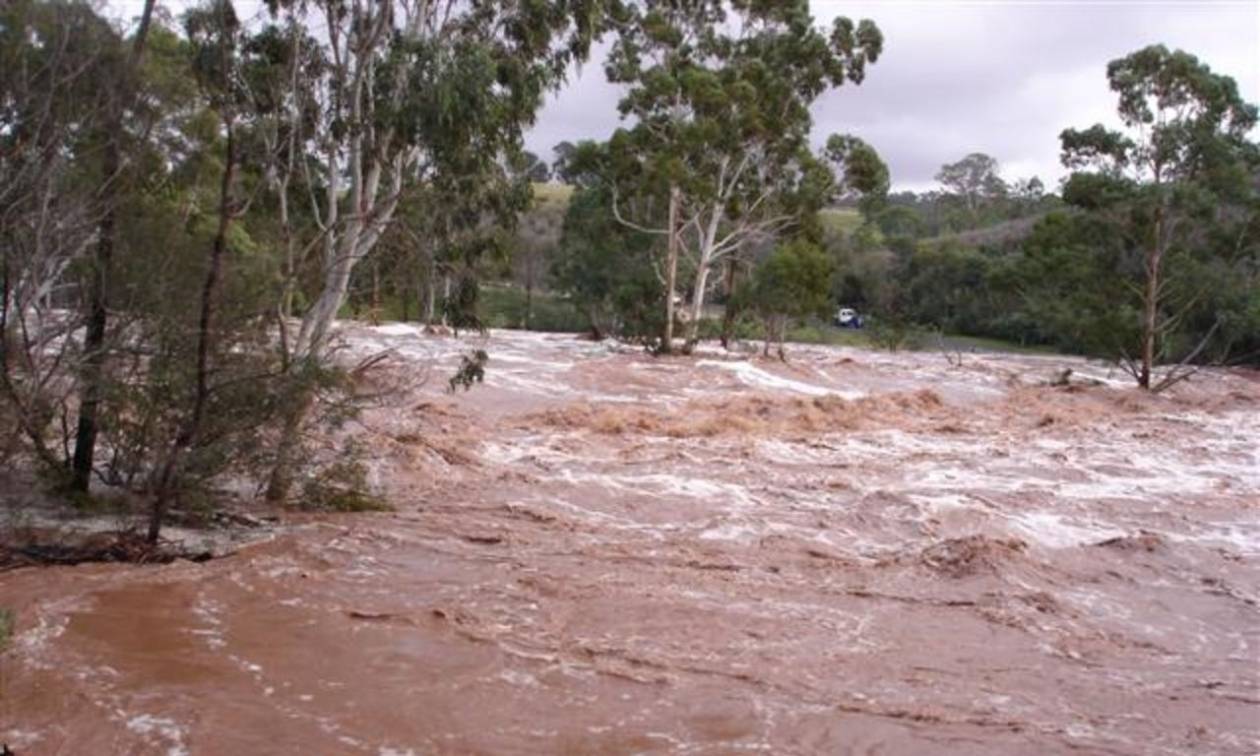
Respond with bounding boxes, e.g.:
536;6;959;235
3;326;1259;754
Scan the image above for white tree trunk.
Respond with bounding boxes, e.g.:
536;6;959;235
685;264;712;345
682;201;724;351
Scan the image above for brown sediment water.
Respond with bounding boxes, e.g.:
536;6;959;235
2;325;1258;754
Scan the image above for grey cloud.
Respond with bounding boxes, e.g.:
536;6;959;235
107;0;1259;192
527;0;1260;192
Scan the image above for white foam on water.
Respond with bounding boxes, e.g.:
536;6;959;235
370;323;424;337
125;714;189;756
559;469;762;510
696;359;863;399
1163;521;1260;556
1005;511;1126;549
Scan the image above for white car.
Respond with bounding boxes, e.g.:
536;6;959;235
835;307;864;329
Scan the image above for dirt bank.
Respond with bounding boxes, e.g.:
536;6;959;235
3;326;1258;754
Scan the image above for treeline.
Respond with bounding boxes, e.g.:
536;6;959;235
525;45;1259;384
832;47;1260;382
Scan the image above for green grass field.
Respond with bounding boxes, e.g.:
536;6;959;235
531;182;574;207
817;207;865;236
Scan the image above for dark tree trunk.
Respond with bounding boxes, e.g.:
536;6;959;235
70;139;116;492
149;121;237;542
661;183;680;355
524;277;534;330
1138;209;1164;391
70;0;158;493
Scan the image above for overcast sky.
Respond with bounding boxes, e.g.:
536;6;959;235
106;0;1260;192
525;0;1260;191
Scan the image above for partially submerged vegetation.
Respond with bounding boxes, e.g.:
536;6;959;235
1;1;1256;751
0;0;1255;557
1;0;605;544
0;607;12;651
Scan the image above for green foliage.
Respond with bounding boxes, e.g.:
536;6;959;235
935;153;1007;221
1058;45;1259;378
866;318;922;352
300;443;390;513
1009;212;1140;355
602;1;884;345
823;46;1259;371
750;240;833;357
449;350;489;393
826;135;890;220
0;606;13;652
902;242;1000;336
753;240;834;320
549;183;663;341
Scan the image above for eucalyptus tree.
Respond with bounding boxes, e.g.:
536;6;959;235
236;16;325;328
1060;45;1258;389
604;0;882;353
70;0;159;492
0;1;121;470
935;152;1006;224
145;0;254;542
824;133;891;222
264;0;610;501
377;158;527;331
550;159;661;341
519;151;554;184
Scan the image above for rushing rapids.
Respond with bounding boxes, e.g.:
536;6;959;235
2;325;1258;754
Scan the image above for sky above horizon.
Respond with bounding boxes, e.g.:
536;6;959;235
526;0;1260;191
106;0;1260;192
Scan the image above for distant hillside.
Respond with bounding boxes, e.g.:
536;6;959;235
920;213;1047;249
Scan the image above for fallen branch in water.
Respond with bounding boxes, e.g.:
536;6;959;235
0;530;217;570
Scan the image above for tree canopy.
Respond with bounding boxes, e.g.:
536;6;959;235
1059;44;1259;388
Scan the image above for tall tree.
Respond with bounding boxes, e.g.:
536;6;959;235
604;0;882;353
519;151;554;183
70;0;160;492
824;133;891;222
935;152;1006;224
265;0;610;501
1;0;120;472
1060;45;1258;389
552;140;579;178
146;0;249;542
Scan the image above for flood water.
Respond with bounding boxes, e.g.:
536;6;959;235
3;326;1258;754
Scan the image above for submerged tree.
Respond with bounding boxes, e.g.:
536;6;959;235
0;1;121;472
1060;45;1258;389
145;0;250;542
70;0;159;492
263;0;612;501
751;239;833;360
